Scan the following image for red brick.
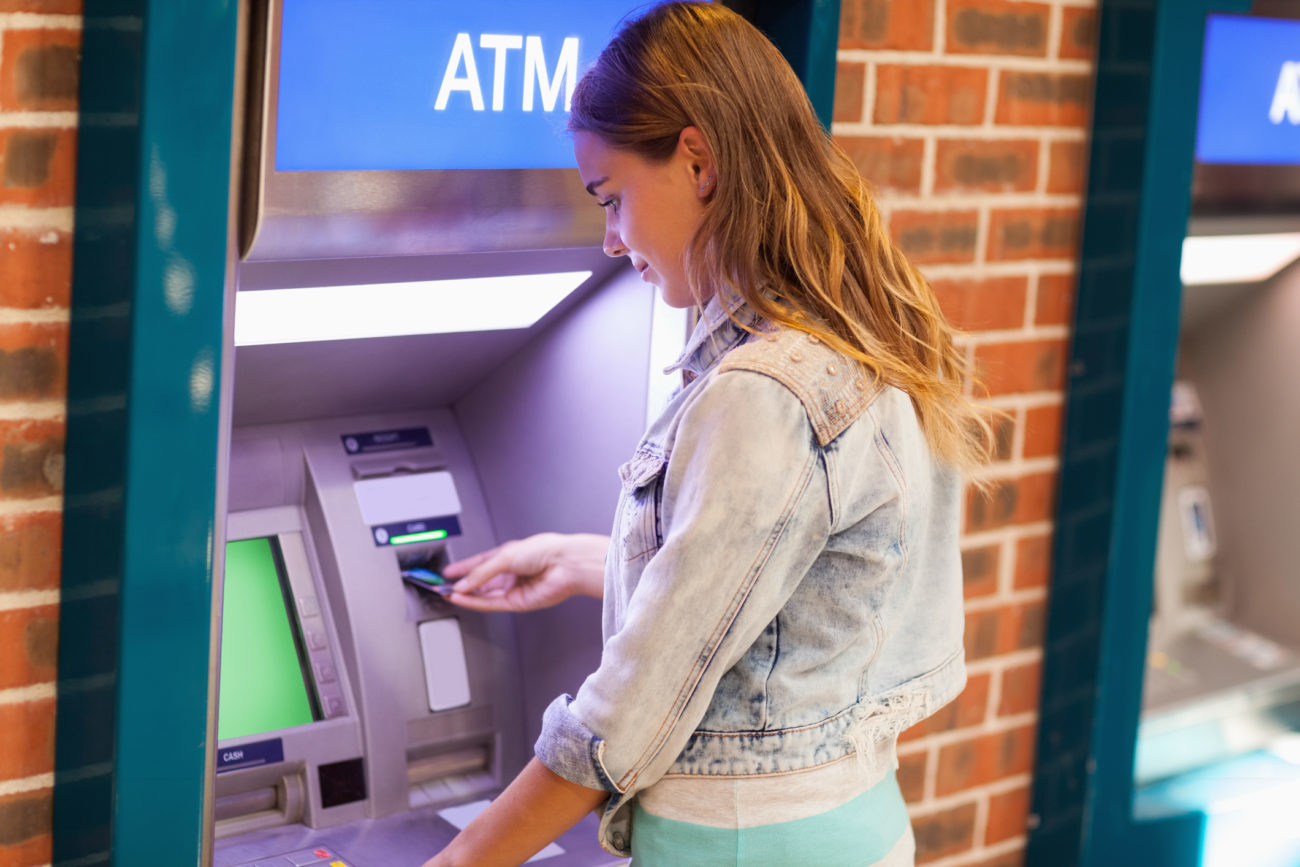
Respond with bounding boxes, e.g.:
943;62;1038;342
891;210;980;265
0;324;68;401
991;411;1015;463
987;785;1033;844
982;849;1028;867
996;71;1092;127
934;139;1039;194
0;697;55;781
1013;533;1052;590
964;600;1046;660
999;661;1042;717
902;671;991;741
875;65;988;126
0;228;72;309
834;62;866;124
0;127;77;208
974;338;1067;396
1035;273;1075;325
0;606;59;691
0;791;53;858
1047;140;1088;194
840;0;934;51
0;28;81;111
839;136;925;195
0;419;66;498
961;544;1000;599
0;0;81;10
1024;403;1062;458
935;724;1036;796
0;511;62;593
913;801;977;863
965;471;1057;532
932;276;1029;332
0;834;54;866
988;208;1080;262
898;750;928;801
947;0;1051;57
1060;7;1098;60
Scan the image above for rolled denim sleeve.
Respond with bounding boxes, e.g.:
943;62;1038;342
535;369;833;800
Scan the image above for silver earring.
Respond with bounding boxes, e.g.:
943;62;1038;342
699;173;714;192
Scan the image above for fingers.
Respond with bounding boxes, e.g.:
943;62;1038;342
443;588;521;612
442;545;502;579
448;550;518;595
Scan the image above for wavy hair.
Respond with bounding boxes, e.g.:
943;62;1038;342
569;2;997;471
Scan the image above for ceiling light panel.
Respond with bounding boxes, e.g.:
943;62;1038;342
234;271;592;346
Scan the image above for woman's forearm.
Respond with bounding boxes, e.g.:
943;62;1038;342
425;757;608;867
566;533;612;599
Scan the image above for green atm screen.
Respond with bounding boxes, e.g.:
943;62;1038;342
218;537;318;741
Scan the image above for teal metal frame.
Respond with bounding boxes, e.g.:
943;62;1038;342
53;1;240;864
50;2;836;865
1026;0;1250;865
738;0;843;130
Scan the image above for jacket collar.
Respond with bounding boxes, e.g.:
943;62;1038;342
664;289;760;379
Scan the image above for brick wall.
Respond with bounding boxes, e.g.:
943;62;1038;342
832;0;1098;864
0;1;80;864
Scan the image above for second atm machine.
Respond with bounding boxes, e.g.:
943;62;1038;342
210;2;690;865
1131;14;1300;862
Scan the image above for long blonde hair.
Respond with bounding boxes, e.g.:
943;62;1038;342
569;2;995;471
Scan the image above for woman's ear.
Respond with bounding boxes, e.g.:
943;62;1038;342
678;126;716;198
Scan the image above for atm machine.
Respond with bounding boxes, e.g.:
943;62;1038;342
1132;14;1300;846
1137;379;1300;783
208;2;687;865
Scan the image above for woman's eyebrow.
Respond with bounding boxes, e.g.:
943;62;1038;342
585;176;609;197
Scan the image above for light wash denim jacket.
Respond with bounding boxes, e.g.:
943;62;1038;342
536;293;967;856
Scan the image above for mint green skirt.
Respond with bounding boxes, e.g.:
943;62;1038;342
629;771;912;866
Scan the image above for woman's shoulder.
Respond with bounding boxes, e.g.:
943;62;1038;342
716;326;879;446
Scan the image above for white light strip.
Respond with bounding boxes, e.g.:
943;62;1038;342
646;285;689;427
1181;233;1300;286
234;271;592;345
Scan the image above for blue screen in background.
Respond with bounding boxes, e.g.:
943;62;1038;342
276;0;639;171
1196;15;1300;165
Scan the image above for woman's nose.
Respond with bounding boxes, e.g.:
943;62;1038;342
603;228;627;258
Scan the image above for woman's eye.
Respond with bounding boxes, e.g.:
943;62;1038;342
599;198;619;213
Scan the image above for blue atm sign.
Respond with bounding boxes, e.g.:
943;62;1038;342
276;0;636;171
1196;15;1300;165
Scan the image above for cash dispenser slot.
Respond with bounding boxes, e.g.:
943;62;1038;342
214;765;308;838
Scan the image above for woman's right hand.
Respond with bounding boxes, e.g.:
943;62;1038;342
441;532;609;612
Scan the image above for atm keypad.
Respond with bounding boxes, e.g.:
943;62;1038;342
236;847;354;867
285;848;340;865
321;692;346;718
305;624;328;651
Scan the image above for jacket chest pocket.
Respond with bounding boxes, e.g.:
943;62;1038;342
616;449;667;563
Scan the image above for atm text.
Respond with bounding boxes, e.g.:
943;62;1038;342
435;33;579;113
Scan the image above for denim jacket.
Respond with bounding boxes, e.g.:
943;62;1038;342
535;293;967;857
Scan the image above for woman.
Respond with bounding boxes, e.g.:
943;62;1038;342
423;3;993;865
